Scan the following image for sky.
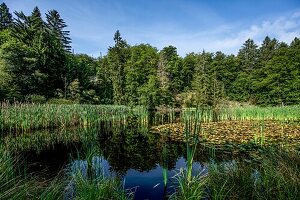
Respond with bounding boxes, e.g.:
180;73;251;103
3;0;300;57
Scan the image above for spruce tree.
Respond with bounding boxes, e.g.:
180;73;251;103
0;3;12;30
46;10;71;51
107;30;130;104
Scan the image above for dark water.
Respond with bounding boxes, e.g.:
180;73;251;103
66;156;206;200
14;124;208;200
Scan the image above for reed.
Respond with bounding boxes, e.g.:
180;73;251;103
170;168;207;200
207;150;300;199
162;144;168;187
0;144;40;199
183;105;300;123
0;102;148;134
65;146;133;200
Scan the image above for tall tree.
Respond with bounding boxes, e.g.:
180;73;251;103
233;39;259;102
5;7;68;99
107;30;130;104
157;46;176;106
46;10;71;51
237;39;259;70
125;44;158;106
192;52;212;107
182;53;197;91
0;3;12;30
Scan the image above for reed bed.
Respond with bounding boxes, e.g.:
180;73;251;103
183;105;300;122
205;150;300;200
0;102;148;134
64;146;133;200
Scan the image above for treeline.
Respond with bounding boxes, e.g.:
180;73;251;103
0;3;299;107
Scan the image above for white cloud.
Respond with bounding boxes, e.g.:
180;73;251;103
127;10;300;56
6;0;299;56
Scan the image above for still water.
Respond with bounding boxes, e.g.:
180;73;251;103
13;124;208;200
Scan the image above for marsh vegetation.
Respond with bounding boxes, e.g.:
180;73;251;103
0;103;299;200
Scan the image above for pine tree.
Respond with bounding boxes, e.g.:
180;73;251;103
234;39;259;102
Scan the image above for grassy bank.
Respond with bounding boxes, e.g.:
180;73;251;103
172;149;300;200
0;142;133;200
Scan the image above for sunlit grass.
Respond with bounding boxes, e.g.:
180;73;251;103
183;105;300;122
0;102;148;134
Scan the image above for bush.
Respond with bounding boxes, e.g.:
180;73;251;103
47;98;75;104
25;94;46;104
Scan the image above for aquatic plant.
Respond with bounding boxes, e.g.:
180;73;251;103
65;146;133;200
207;149;300;200
170;168;207;200
0;144;40;199
0;102;148;134
183;105;300;122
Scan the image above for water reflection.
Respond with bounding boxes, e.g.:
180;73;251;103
66;155;207;200
12;124;211;200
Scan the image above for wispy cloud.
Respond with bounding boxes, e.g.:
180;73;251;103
83;9;300;57
127;10;300;56
4;0;300;57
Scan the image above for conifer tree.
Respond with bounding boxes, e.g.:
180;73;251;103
46;10;71;51
0;3;12;30
107;30;130;104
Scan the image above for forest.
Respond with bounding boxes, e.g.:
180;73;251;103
1;3;299;108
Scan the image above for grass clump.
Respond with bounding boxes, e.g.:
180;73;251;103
207;150;300;200
68;172;131;200
172;149;300;200
0;144;38;199
170;169;207;200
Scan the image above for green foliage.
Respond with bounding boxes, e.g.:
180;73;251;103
107;30;131;105
0;4;299;106
47;98;74;104
0;3;12;30
192;52;225;108
125;44;159;106
25;94;46;104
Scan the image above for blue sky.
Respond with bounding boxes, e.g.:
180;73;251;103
4;0;300;57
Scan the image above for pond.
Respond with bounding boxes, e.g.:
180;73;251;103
8;123;208;200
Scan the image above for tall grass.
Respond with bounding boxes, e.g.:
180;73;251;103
207;150;300;199
172;148;300;200
0;102;148;134
65;145;133;200
0;144;43;199
68;172;130;200
183;105;300;122
184;108;202;182
170;169;207;200
152;108;178;125
171;107;204;199
1;140;133;199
